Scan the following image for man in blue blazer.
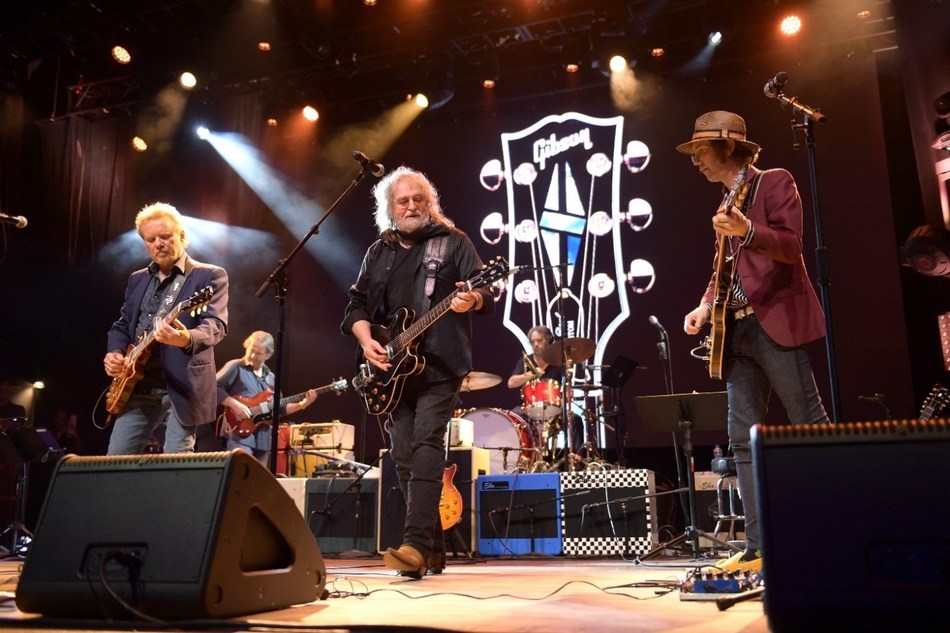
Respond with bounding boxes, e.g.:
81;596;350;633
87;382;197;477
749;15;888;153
103;202;228;454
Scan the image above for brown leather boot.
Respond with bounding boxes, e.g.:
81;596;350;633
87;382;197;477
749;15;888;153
383;545;426;578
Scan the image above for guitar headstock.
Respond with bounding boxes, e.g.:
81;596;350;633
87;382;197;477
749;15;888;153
919;382;949;420
183;286;214;316
467;257;510;290
331;378;348;394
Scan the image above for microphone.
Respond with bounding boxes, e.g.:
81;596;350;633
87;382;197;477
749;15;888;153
648;315;667;338
351;150;385;177
508;264;534;275
0;212;28;229
763;71;788;98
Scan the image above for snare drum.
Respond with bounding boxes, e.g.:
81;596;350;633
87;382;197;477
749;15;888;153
520;379;562;420
462;408;537;474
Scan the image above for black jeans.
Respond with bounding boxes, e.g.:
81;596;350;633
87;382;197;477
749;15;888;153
388;374;462;557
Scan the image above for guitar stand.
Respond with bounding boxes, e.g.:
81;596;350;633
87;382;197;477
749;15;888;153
303;449;384;559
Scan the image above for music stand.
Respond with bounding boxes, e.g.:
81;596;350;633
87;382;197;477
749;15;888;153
633;391;740;561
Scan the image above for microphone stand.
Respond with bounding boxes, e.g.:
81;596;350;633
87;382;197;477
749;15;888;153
769;88;841;422
255;165;375;475
652;320;689;536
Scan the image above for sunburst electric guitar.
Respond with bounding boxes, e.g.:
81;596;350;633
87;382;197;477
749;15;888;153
105;286;214;421
353;257;509;415
707;169;750;380
218;378;349;438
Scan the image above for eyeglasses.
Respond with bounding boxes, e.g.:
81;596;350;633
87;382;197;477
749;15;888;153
689;146;710;164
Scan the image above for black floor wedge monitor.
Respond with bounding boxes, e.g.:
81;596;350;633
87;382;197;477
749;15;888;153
15;450;326;620
753;420;950;633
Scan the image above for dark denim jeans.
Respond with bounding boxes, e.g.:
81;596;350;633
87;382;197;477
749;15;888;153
388;374;462;557
724;314;828;551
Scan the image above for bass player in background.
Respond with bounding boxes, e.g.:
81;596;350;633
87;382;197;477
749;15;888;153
342;166;493;578
680;111;828;574
216;330;318;466
103;202;229;455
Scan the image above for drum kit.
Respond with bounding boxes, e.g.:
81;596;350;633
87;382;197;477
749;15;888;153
456;337;610;474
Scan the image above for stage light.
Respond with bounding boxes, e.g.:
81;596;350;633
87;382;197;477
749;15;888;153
650;48;665;58
364;0;377;5
415;93;429;108
482;78;496;89
32;381;45;390
111;45;131;64
565;62;580;73
266;117;278;127
258;42;272;52
131;136;148;152
302;105;319;121
780;15;803;37
196;126;211;140
608;55;628;73
708;31;723;46
179;72;197;89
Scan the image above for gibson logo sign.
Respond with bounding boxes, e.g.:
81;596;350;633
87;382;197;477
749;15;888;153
533;127;593;170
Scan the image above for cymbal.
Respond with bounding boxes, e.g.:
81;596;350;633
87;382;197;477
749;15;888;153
540;337;596;366
461;371;502;392
576;383;603;391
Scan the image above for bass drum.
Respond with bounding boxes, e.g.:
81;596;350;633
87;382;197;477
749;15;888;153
462;408;537;474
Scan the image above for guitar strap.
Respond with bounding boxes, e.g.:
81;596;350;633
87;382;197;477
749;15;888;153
421;235;448;313
153;272;188;322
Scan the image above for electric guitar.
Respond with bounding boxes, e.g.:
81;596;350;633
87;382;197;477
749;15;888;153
218;378;349;438
352;257;509;415
438;462;464;530
105;286;214;421
918;383;949;422
707;168;750;380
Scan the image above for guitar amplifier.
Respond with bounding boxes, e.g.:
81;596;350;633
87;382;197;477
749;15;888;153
477;473;563;556
290;421;355;451
559;469;657;556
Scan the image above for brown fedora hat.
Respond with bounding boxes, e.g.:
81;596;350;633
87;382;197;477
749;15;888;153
675;110;761;154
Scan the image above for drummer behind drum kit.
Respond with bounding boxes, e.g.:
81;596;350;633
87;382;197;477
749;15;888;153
455;336;606;475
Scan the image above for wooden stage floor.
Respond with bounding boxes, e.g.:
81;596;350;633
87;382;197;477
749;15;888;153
0;554;770;632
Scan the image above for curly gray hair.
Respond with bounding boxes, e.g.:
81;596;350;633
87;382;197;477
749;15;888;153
371;166;454;235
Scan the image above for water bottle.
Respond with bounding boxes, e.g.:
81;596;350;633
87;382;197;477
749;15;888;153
711;444;727;473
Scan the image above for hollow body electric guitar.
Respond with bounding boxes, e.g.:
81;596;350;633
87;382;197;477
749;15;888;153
105;286;214;421
219;378;349;438
707;168;750;380
353;257;509;415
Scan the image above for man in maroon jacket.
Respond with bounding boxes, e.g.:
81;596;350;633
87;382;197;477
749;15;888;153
681;111;829;574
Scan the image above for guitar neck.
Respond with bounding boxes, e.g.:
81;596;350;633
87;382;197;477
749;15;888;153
130;305;185;361
389;286;466;355
275;383;343;410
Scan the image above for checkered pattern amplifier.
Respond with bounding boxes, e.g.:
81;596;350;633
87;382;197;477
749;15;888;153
559;469;657;557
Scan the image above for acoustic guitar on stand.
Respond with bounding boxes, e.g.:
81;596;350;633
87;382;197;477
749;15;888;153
104;286;214;422
218;378;349;438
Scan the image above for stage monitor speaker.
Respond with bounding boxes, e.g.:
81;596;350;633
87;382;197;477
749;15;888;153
15;450;327;620
753;420;950;633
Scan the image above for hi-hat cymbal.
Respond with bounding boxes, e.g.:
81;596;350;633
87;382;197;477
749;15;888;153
540;337;596;366
460;371;502;392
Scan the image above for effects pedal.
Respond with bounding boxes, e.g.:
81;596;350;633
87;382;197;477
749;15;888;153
679;569;756;601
